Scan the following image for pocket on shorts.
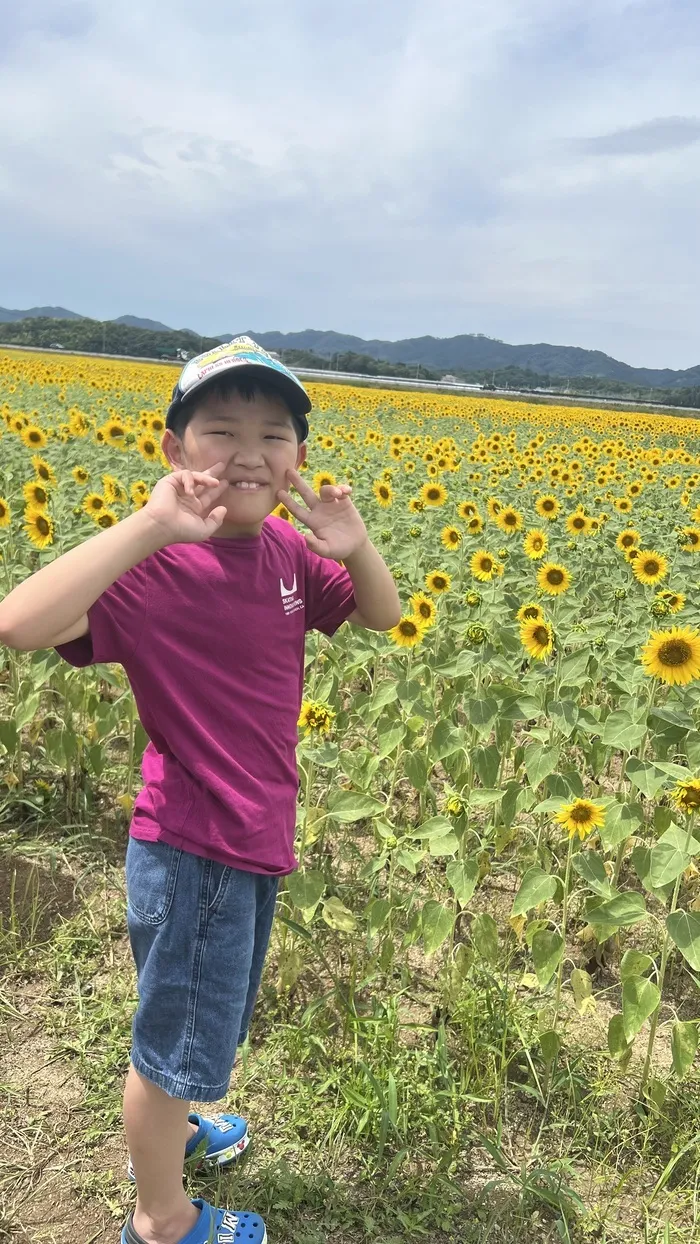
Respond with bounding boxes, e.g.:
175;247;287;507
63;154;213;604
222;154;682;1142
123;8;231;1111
126;839;182;925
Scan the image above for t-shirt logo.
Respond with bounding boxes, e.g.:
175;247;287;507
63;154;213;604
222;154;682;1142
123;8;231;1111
280;574;303;617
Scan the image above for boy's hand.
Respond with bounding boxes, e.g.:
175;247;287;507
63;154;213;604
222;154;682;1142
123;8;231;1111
277;469;368;559
144;462;229;544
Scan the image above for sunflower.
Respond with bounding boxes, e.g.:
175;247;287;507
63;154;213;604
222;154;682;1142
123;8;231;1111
680;526;700;553
420;481;448;507
72;466;90;485
104;419;127;446
272;502;293;522
409;592;437;628
496;506;523;534
535;494;560;520
565;510;591;537
441;525;462;550
520;618;554;661
633;550;668;586
537;562;571;595
470;550;499;581
670;778;700;814
642;626;700;685
408;498;424;514
555;798;605;841
22;481;49;508
616;528;640;552
31;455;57;486
657;589;685;614
20;425;47;450
298;699;336;734
486;496;502;520
23;507;54;549
388;615;427;648
136;431;159;461
373;480;393;508
614;496;633;513
523;529;548;559
425;570;452;595
102;475;128;504
83;492;106;515
457;500;479;520
313;471;336;492
94;509;119;529
0;497;11;528
517;602;544;623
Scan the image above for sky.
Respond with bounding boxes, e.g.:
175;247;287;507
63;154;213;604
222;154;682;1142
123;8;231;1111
1;0;700;368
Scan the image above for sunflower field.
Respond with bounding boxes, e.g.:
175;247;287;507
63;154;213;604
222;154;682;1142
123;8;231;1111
2;346;700;1243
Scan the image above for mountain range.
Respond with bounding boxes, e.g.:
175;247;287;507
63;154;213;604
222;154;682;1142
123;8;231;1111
0;305;698;390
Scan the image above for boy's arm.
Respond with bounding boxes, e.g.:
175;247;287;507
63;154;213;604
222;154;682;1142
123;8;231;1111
343;539;401;631
0;465;229;652
0;509;167;651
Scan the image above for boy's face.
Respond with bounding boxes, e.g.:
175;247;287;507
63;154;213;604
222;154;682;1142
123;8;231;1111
162;389;307;537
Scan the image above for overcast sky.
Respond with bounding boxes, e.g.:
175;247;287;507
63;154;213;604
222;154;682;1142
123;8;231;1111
1;0;699;368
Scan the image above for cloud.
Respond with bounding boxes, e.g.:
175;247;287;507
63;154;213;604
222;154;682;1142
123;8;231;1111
1;0;700;366
579;116;700;156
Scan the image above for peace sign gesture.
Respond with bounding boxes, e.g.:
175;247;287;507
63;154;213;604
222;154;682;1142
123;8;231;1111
277;468;368;560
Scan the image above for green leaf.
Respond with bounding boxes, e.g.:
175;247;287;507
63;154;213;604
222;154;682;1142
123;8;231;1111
549;700;579;737
648;841;690;889
570;968;595;1015
467;788;503;807
658;824;700;857
539;1030;561;1064
471;912;499;964
377;722;406;759
287;869;325;919
14;691;41;732
428;833;460;856
473;744;501;788
371;681;399;712
560;648;590;684
414;815;454;840
301;740;339;767
599;801;643;850
531;930;563;989
667;911;700;971
421;900;455;956
366;898;392;936
329;791;385;822
321;896;357;933
465;698;499;738
625;757;668;799
404;750;429;791
571;851;613;898
446;858;479;908
671;1020;698;1079
622;976;660;1042
437;651;478;677
524;743;561;789
511;867;560;917
429;718;464;760
585;892;646;929
0;718;19;753
620;950;654;981
608;1013;632;1062
601;710;646;751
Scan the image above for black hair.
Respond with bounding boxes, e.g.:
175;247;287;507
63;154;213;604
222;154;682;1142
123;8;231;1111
169;373;304;441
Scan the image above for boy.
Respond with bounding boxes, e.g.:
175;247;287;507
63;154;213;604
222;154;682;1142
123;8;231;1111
0;337;401;1244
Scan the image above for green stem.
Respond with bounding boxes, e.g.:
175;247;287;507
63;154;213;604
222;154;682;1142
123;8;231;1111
297;759;316;870
639;812;695;1094
553;831;575;1032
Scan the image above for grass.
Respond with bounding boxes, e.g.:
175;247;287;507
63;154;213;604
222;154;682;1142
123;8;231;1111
0;824;698;1244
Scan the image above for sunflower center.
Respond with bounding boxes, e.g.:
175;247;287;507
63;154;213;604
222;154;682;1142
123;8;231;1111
533;626;549;645
522;606;538;619
572;516;585;529
399;619;419;637
543;500;554;511
418;603;431;618
532;538;543;550
621;535;634;547
658;639;692;666
380;487;389;499
428;489;440;500
570;803;593;824
643;559;660;575
36;517;49;536
547;569;564;585
433;577;447;589
504;512;516;526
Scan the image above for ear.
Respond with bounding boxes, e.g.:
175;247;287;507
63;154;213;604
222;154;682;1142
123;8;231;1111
295;440;308;470
161;429;185;470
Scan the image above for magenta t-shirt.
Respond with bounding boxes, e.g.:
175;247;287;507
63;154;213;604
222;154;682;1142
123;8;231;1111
55;516;356;876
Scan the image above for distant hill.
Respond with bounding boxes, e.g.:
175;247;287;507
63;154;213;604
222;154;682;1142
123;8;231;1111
0;305;84;323
246;330;700;391
2;306;700;400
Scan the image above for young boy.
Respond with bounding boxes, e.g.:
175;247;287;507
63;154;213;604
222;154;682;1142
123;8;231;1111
0;337;401;1244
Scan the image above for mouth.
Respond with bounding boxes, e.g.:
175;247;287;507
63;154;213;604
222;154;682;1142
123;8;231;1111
228;481;268;491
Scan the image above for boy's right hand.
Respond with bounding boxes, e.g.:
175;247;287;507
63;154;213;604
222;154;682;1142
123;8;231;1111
144;463;229;545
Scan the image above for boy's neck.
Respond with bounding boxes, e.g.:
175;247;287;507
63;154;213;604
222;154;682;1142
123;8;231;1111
210;517;265;540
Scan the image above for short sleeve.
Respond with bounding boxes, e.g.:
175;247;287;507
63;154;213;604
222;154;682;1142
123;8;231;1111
55;561;149;668
303;546;356;637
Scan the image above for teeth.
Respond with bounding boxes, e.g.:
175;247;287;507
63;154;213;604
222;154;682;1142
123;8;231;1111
232;481;264;489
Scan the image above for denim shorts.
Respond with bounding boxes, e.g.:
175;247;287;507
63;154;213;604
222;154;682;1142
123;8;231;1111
125;837;279;1102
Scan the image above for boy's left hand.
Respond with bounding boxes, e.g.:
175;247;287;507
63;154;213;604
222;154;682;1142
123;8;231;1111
277;469;367;560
